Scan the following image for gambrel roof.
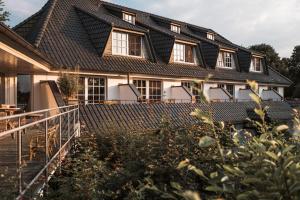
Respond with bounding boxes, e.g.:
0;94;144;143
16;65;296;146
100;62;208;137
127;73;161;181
13;0;292;85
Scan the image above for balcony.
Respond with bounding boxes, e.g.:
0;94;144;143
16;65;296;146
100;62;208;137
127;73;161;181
261;89;283;101
208;87;232;102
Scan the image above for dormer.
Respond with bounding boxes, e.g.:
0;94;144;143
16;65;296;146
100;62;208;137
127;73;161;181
171;40;198;64
250;55;264;73
170;23;181;34
207;32;215;40
216;49;237;69
122;11;136;25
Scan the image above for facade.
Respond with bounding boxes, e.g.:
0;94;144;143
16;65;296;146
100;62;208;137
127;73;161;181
0;0;292;112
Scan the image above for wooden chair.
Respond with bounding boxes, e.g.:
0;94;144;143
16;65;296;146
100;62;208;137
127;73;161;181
0;112;7;132
29;125;59;160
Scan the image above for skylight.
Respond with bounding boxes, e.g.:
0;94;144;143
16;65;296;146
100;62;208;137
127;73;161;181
171;24;181;34
207;32;214;40
123;12;136;25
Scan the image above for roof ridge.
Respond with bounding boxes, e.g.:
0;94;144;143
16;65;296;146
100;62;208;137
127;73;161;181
32;0;58;47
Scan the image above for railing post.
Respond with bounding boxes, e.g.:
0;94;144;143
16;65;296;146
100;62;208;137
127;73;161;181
45;112;48;194
59;115;62;174
18;116;22;196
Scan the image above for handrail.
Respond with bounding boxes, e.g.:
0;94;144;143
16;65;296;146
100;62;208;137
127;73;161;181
0;104;78;121
0;105;80;199
0;106;78;138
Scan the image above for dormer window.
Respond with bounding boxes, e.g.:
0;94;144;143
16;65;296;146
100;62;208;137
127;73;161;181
123;12;136;24
174;42;195;63
112;31;142;57
207;32;214;40
217;51;235;69
250;56;263;72
171;24;181;34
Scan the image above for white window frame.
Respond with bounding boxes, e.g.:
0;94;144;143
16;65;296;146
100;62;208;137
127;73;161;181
112;31;143;58
250;57;263;73
173;43;195;64
123;12;136;24
171;24;181;33
207;33;214;40
217;84;235;97
182;81;202;101
217;51;235;69
133;79;162;102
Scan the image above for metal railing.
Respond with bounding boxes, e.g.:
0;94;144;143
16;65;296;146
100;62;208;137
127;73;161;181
0;105;80;199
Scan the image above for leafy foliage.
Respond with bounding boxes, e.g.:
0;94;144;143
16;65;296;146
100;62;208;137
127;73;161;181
45;81;300;200
57;71;80;103
0;0;9;23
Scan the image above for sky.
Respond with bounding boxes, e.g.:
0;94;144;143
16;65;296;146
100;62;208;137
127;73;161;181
4;0;300;58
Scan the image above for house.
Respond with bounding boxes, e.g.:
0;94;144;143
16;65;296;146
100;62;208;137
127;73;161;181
0;0;292;112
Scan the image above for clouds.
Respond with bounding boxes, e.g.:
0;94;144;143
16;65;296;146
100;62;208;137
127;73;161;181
5;0;300;57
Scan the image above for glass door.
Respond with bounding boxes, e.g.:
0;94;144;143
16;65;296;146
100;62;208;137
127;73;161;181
17;75;32;111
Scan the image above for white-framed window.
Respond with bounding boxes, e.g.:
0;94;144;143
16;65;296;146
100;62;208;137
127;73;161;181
217;51;235;69
207;33;214;40
251;57;263;72
133;79;162;102
174;43;195;63
171;24;181;33
218;84;235;97
112;31;142;57
123;12;135;24
88;77;106;103
182;81;202;101
133;80;146;101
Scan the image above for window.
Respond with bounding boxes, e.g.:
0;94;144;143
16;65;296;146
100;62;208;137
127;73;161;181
268;86;278;92
133;80;162;102
207;33;214;40
217;51;235;69
112;32;142;57
77;77;85;102
251;57;263;72
149;81;162;102
171;24;181;33
182;81;202;101
123;12;135;24
174;43;195;63
133;80;146;101
88;78;105;103
218;84;235;97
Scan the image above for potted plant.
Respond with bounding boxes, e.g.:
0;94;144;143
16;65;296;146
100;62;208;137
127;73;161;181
57;70;80;105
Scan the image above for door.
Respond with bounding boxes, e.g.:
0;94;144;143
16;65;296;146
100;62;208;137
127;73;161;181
17;75;32;111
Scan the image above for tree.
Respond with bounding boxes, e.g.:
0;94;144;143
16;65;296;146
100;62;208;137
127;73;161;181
0;0;10;22
249;44;287;74
288;46;300;98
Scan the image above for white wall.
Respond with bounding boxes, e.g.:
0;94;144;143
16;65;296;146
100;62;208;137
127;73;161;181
107;78;128;100
235;85;245;100
32;74;58;111
208;88;231;101
258;86;268;96
4;75;17;105
203;83;218;101
119;84;138;103
163;80;181;100
238;89;256;101
278;87;284;97
171;87;191;103
261;90;282;101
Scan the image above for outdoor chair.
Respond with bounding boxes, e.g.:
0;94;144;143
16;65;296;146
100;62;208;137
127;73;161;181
28;125;59;160
0;112;7;132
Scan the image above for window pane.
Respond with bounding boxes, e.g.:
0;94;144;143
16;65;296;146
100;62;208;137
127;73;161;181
149;80;161;102
87;78;106;103
133;80;147;101
185;45;194;63
129;34;141;56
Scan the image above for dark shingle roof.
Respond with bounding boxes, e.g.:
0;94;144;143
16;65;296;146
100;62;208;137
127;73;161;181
13;0;292;86
80;101;293;133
